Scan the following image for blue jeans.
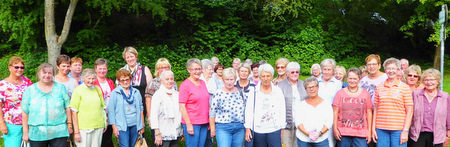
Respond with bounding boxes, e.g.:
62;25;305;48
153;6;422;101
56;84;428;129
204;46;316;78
297;138;329;147
182;124;208;147
376;129;407;147
118;125;139;147
253;129;282;147
215;123;245;147
337;136;367;147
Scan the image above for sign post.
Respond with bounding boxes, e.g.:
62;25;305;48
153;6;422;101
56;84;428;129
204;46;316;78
439;4;447;90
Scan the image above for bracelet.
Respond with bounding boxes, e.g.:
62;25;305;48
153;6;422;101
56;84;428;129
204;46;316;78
155;133;161;136
68;125;73;128
67;121;72;124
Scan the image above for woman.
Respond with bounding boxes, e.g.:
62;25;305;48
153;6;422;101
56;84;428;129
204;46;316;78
54;55;78;97
403;65;425;92
311;63;322;79
294;77;333;147
201;59;217;95
236;63;256;96
372;58;413;147
249;63;260;84
0;56;33;147
244;64;285;147
273;58;289;85
121;46;153;117
359;66;368;78
210;68;246;147
408;68;450;147
332;68;372;147
70;69;107;147
145;58;178;147
213;64;225;90
93;58;116;147
68;57;84;85
179;58;210;147
109;69;145;147
151;70;182;147
334;66;348;88
22;63;72;146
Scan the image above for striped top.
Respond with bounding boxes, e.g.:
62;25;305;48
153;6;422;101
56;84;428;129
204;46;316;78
374;79;412;130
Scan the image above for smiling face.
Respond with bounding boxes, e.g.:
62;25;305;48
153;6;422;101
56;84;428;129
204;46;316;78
71;62;83;74
406;71;420;85
305;82;318;98
276;64;286;76
423;75;438;91
203;65;214;78
252;67;259;77
95;64;108;79
233;61;240;70
161;73;174;90
260;71;273;86
384;63;399;80
321;65;334;81
125;52;137;67
366;59;381;75
312;66;320;77
288;69;300;82
346;71;360;88
216;67;224;77
239;67;250;80
119;76;131;89
157;64;170;75
57;62;71;75
334;69;345;81
83;75;96;87
188;63;202;80
39;68;54;84
9;63;25;77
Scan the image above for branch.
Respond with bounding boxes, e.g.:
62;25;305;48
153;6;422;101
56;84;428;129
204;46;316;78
58;0;79;45
92;16;103;30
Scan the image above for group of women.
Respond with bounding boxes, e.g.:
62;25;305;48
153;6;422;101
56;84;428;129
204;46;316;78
0;47;449;147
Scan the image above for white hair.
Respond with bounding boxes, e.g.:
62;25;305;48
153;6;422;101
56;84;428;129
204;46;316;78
211;56;219;62
159;70;174;79
201;59;214;70
310;63;321;75
286;62;300;72
320;58;336;70
258;64;274;77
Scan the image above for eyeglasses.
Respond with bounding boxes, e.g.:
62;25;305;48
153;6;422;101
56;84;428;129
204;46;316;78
407;74;419;78
119;78;131;82
190;68;202;71
13;66;25;69
276;66;286;69
366;63;378;67
290;71;300;74
306;85;318;90
385;68;397;71
423;78;437;82
158;66;170;70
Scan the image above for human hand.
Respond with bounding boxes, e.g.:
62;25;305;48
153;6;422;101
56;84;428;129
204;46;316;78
400;131;408;144
187;124;194;135
333;128;341;141
245;129;253;142
74;133;81;142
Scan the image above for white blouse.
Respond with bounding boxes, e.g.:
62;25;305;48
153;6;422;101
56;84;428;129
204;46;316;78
294;99;333;143
150;87;182;141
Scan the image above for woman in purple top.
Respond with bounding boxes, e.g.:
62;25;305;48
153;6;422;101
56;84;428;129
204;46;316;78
179;58;210;147
408;68;450;147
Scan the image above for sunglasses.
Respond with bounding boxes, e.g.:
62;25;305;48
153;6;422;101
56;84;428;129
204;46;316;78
13;66;25;69
290;71;300;74
407;74;419;78
276;66;286;69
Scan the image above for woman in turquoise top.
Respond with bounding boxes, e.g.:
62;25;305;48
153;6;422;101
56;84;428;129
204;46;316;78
22;63;72;147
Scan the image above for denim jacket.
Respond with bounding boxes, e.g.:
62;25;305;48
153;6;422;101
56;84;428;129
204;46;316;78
108;85;144;132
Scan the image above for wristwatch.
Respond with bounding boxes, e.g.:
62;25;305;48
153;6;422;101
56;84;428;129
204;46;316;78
403;129;409;132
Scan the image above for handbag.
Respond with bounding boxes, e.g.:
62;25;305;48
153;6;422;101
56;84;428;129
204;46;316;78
20;140;30;147
134;134;148;147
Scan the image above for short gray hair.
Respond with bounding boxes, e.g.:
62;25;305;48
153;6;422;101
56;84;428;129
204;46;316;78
186;58;201;69
233;58;241;63
245;59;253;64
320;58;336;70
347;67;362;79
222;68;236;79
382;57;400;70
159;70;174;79
310;63;321;75
400;58;409;65
36;63;54;81
303;77;319;89
286;62;300;72
422;68;442;86
82;68;97;80
258;64;274;77
201;59;214;70
238;63;251;73
211;56;219;63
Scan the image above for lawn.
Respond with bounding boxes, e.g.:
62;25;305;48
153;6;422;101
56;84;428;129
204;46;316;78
0;71;449;147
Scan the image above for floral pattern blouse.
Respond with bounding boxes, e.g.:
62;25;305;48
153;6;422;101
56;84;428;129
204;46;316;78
0;76;33;125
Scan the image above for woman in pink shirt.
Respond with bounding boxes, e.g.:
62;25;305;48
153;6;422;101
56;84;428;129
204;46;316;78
179;58;210;147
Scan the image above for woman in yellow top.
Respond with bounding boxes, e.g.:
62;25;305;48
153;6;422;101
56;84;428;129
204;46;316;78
70;68;107;147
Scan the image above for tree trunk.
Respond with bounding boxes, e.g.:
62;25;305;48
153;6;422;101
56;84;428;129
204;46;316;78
434;43;441;70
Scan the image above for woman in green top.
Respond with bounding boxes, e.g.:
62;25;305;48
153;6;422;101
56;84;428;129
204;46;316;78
70;68;107;147
22;63;72;147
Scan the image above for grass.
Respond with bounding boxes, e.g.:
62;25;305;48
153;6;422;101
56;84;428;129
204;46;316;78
0;72;448;147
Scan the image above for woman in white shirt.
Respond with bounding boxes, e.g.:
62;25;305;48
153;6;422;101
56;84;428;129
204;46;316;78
244;64;286;147
295;77;333;147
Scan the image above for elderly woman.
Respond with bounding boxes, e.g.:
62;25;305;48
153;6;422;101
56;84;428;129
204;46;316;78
70;69;107;147
54;55;78;97
201;59;217;95
109;69;145;147
209;68;246;146
294;77;333;146
311;63;322;79
334;66;348;88
179;58;210;146
121;46;153;117
278;62;308;147
359;66;368;79
92;58;116;147
0;57;33;147
403;65;425;92
68;57;84;85
211;56;219;67
318;58;342;147
273;58;289;85
249;63;260;84
22;63;71;146
372;58;413;147
244;64;286;147
145;58;178;146
150;70;182;147
236;63;256;95
332;68;372;147
408;68;450;147
213;64;225;90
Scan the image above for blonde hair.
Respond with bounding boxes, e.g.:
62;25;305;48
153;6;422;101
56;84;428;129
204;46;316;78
335;66;347;80
403;64;422;86
154;58;171;77
275;57;289;67
422;68;442;87
9;56;24;66
122;46;138;59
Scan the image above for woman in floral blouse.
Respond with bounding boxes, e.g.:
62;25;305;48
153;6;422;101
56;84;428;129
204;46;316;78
0;56;33;147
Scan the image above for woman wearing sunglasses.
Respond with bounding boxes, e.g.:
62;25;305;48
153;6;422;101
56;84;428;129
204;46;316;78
403;65;425;92
272;58;289;86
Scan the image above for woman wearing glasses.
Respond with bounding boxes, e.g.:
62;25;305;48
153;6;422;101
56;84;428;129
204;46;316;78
273;58;289;86
403;65;425;92
0;56;33;147
179;58;210;146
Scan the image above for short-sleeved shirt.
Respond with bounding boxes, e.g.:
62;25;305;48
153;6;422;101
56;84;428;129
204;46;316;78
374;79;413;130
70;84;106;130
0;76;32;125
179;79;210;125
332;89;372;137
209;89;245;124
54;77;76;98
359;74;388;104
22;82;70;141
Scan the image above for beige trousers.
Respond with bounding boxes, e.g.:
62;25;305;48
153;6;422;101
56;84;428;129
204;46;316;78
74;128;104;147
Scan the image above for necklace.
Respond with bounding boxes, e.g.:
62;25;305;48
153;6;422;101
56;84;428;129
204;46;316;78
348;87;359;93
